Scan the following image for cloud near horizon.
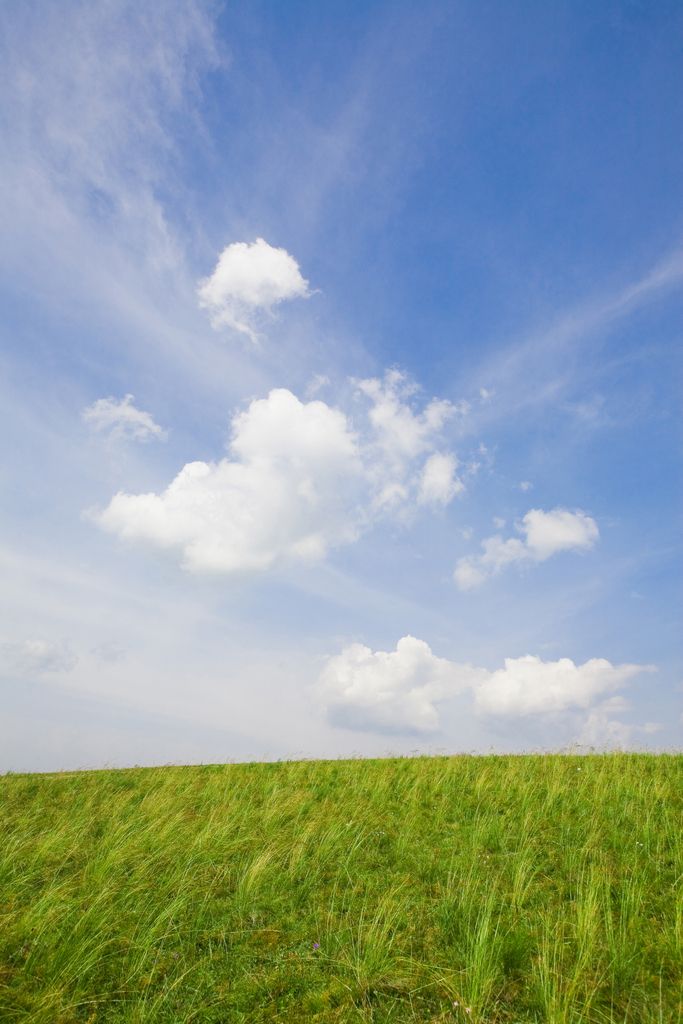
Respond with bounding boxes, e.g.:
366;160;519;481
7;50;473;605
454;507;599;589
317;636;475;734
90;373;465;575
316;636;655;736
197;238;312;341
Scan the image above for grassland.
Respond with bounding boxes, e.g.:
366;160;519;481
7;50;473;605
1;753;682;1023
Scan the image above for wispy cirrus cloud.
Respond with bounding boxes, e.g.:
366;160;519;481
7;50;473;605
472;250;683;424
1;1;216;240
0;0;220;353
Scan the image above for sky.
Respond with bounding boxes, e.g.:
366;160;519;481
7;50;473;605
0;0;681;771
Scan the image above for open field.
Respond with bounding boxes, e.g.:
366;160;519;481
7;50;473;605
1;753;682;1023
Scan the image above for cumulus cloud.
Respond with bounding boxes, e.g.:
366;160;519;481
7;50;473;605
523;507;599;559
91;373;468;575
316;635;476;734
92;388;363;574
82;394;168;441
356;370;464;461
0;639;78;675
354;370;466;512
315;636;655;736
197;238;311;341
471;655;649;715
454;507;599;589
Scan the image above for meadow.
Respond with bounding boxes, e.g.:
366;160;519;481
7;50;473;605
1;753;681;1023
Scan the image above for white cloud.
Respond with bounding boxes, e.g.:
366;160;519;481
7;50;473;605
316;635;476;734
197;238;311;341
1;0;218;296
452;559;488;590
576;697;634;748
0;639;78;675
454;507;599;589
523;507;599;560
518;481;532;491
91;373;468;576
355;370;466;512
316;637;655;736
92;388;362;574
454;534;527;589
356;370;464;461
472;656;649;715
417;452;464;505
82;394;168;441
307;374;330;396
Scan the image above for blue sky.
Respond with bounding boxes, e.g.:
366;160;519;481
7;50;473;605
0;0;680;770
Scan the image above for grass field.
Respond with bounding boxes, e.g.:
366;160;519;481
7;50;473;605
1;753;682;1023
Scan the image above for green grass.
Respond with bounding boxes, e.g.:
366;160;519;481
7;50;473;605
1;753;682;1023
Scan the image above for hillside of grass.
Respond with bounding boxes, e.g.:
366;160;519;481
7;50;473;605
1;753;682;1023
